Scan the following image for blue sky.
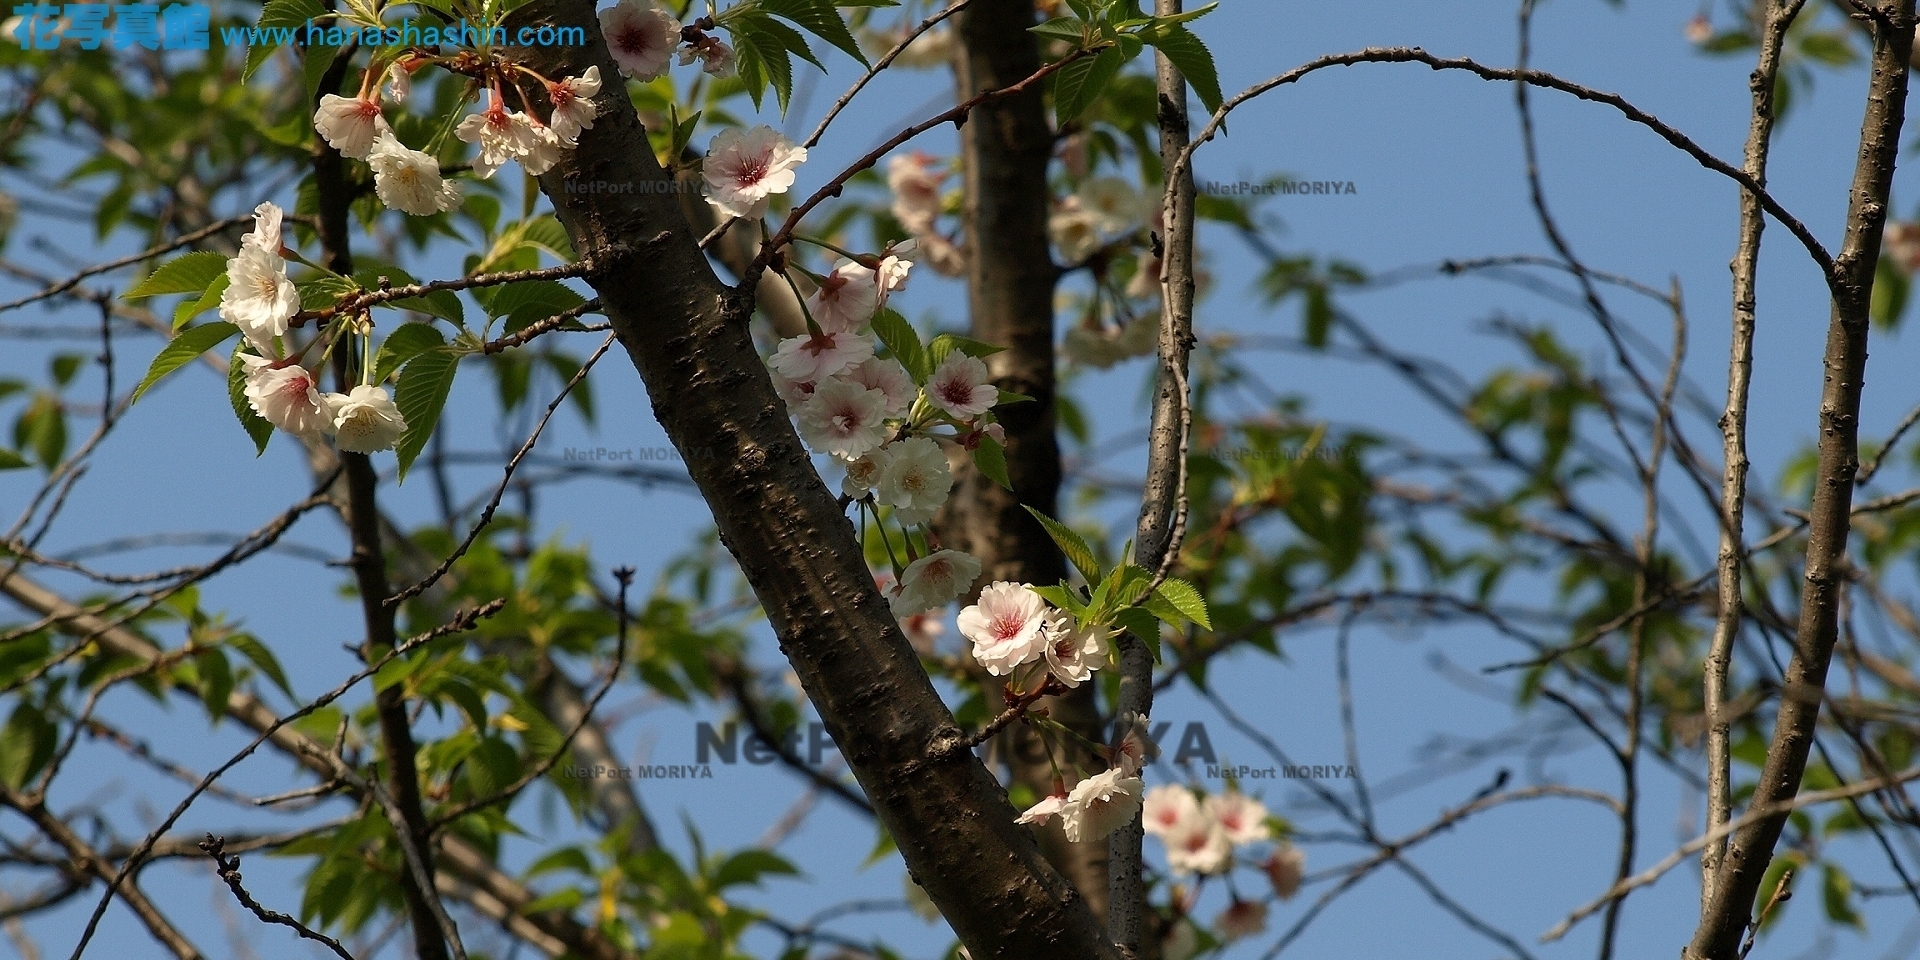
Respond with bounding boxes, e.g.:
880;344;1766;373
4;0;1920;958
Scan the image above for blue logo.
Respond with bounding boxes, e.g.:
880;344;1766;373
10;3;210;50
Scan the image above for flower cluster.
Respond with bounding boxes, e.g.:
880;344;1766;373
885;153;966;277
1143;785;1270;876
957;581;1112;684
601;0;735;81
1014;717;1153;844
224;203;408;452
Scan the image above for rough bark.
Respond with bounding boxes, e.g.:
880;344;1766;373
946;0;1112;922
1684;3;1914;957
502;3;1119;956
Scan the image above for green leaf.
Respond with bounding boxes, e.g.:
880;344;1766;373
1053;46;1125;124
925;333;1005;370
729;14;800;113
1031;584;1088;618
1021;506;1101;584
194;648;234;725
244;0;328;82
303;39;344;105
373;323;448;385
0;449;28;471
16;394;64;472
0;703;55;789
711;849;800;890
1872;254;1907;330
224;633;295;700
175;274;230;331
393;349;460;482
1113;606;1162;664
227;344;275;456
972;436;1011;490
124;251;228;300
871;309;929;383
1822;864;1863;930
1029;17;1088;44
1144;24;1223;116
519;216;576;262
996;389;1034;406
1151;578;1211;630
762;0;867;67
488;279;587;333
133;322;240;403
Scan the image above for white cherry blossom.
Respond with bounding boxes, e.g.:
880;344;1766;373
796;377;888;458
843;357;913;419
679;35;736;77
926;352;996;420
889;549;982;619
456;100;528;180
841;449;885;498
1015;791;1068;827
600;0;680;81
874;437;952;528
1142;784;1199;837
1042;616;1109;687
384;60;413;103
1048;198;1102;264
547;66;602;141
368;131;461;216
1078;177;1147;235
519;116;568;176
240;355;332;440
1205;791;1271;846
1165;813;1232;876
806;259;879;334
241;201;283;255
220;246;298;356
769;330;872;383
313;94;391;160
326;384;408;453
887;152;945;233
1061;768;1143;843
958;580;1051;676
704;124;806;221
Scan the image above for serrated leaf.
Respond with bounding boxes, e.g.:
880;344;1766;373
304;39;343;104
125;251;228;300
1145;24;1222;115
373;323;447;385
1053;46;1124;123
224;632;294;699
730;15;799;113
244;0;328;82
134;322;240;403
1031;583;1088;618
972;436;1011;490
763;0;867;66
1152;578;1211;630
227;344;275;456
519;216;575;262
393;349;459;481
926;333;1005;370
1021;506;1101;584
871;309;929;382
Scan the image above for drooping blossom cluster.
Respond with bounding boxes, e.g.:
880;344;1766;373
223;203;408;452
1014;714;1151;844
885;152;966;276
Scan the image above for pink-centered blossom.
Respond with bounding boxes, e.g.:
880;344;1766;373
547;66;603;141
326;384;408;453
678;35;736;77
1165;812;1232;876
313;94;391;160
890;549;982;619
796;377;888;458
600;0;680;81
1205;791;1271;846
926;352;996;420
1062;768;1143;843
519;116;568;176
806;259;880;334
887;152;946;233
240;355;332;441
1215;900;1268;942
704;124;806;221
1043;615;1109;687
874;436;951;527
769;330;872;383
958;580;1051;676
456;99;528;180
1142;784;1199;837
